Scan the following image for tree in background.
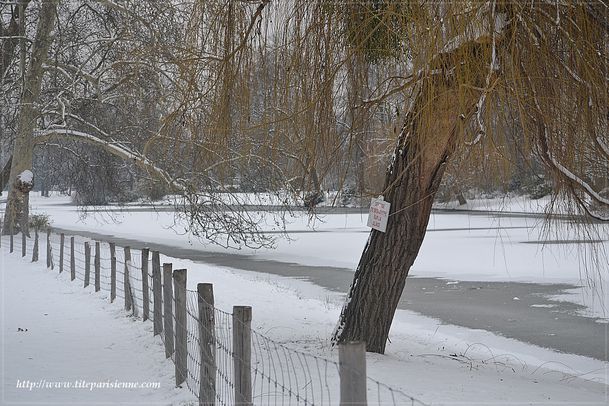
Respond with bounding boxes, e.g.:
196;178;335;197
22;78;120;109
1;0;290;248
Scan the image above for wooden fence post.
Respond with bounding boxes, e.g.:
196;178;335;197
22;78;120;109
163;263;174;358
233;306;252;405
95;242;101;292
59;233;64;273
141;248;150;321
46;228;52;269
173;268;187;387
198;283;216;405
70;237;75;281
110;256;117;302
110;242;116;302
128;260;139;318
109;242;116;263
152;251;162;335
9;232;13;253
339;341;368;406
124;246;132;312
32;230;39;262
21;231;26;257
84;242;91;288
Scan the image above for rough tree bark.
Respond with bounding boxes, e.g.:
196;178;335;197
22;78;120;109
333;42;488;353
2;0;59;235
0;156;12;191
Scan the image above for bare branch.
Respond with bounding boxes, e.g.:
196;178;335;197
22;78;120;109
33;129;179;191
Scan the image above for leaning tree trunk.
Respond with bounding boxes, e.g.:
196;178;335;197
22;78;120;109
2;0;58;235
332;66;484;353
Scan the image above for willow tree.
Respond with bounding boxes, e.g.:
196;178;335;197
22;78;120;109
325;1;609;353
2;0;607;352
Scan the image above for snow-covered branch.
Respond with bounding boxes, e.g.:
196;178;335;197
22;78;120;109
42;63;100;93
523;60;609;213
33;129;181;192
545;149;609;207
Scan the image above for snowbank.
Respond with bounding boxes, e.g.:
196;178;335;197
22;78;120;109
0;245;195;405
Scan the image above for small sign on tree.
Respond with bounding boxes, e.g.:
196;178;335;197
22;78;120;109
367;197;390;233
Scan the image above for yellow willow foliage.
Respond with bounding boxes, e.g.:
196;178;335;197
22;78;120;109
144;1;607;218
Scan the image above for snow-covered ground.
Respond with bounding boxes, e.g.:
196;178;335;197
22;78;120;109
22;194;609;319
434;195;557;213
0;243;195;405
1;194;608;404
1;230;608;405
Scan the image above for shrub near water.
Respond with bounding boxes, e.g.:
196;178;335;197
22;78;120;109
28;214;52;231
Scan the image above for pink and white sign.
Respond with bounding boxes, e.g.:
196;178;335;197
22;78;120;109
367;197;391;233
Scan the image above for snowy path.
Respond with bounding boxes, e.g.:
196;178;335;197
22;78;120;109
1;247;194;405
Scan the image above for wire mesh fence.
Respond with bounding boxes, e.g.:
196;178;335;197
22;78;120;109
2;229;429;406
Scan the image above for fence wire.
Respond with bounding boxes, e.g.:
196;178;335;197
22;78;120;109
2;231;429;406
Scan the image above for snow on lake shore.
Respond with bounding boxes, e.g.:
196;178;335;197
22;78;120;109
20;194;609;320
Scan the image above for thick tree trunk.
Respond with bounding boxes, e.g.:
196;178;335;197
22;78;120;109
333;72;482;353
2;0;58;235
